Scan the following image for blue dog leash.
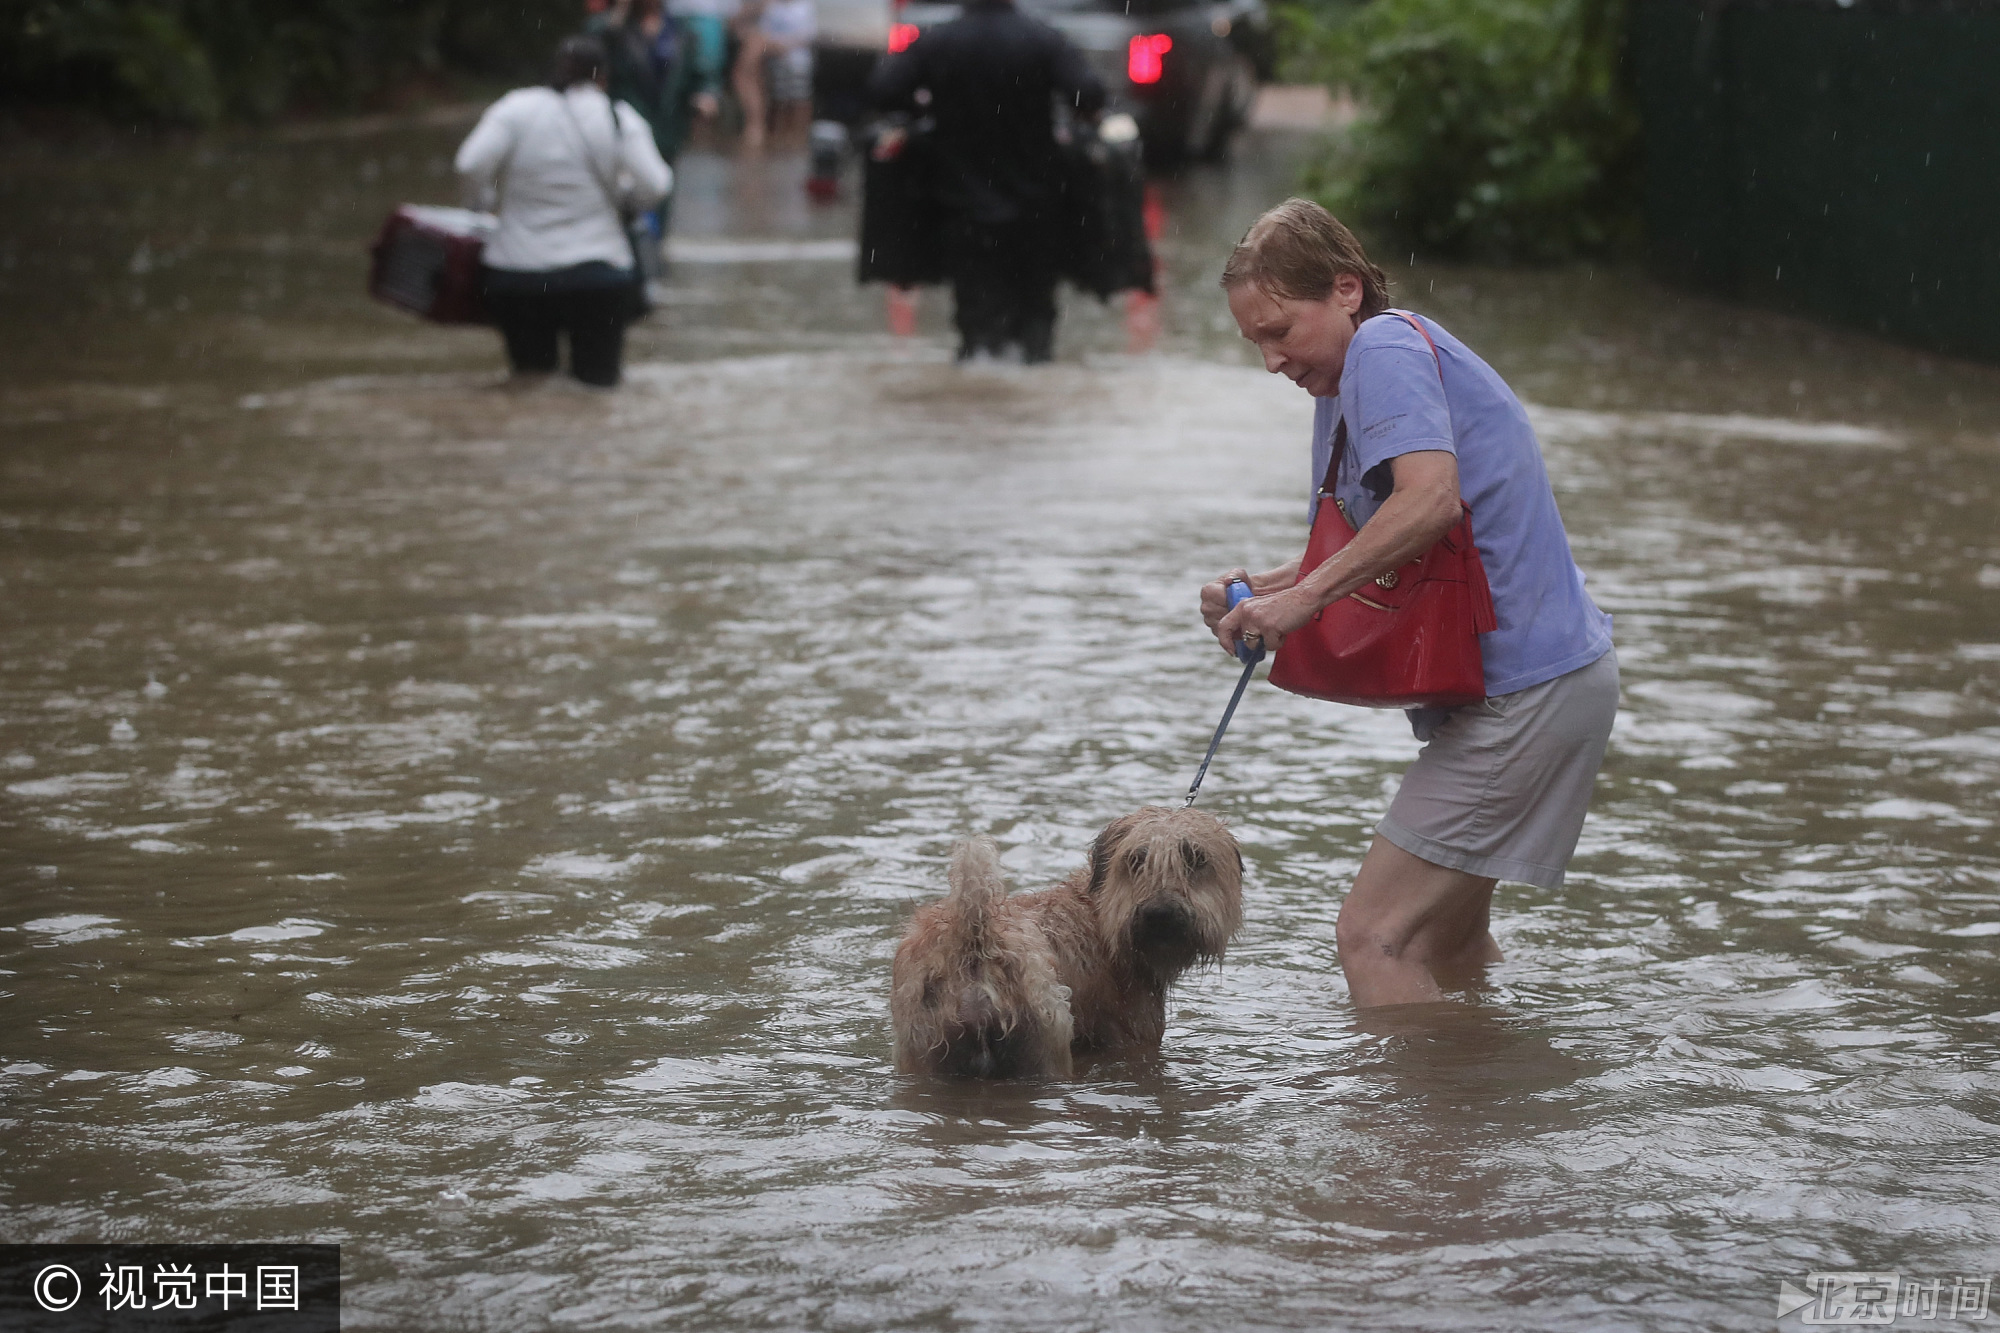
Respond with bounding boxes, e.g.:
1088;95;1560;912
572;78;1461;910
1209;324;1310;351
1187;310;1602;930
1184;580;1262;808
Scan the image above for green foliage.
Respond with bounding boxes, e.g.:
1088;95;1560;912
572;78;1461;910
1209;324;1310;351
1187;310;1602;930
1282;0;1641;261
1;0;581;125
6;0;221;123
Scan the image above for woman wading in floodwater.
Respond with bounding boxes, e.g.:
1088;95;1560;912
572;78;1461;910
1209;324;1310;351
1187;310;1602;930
455;37;672;387
1204;199;1618;1009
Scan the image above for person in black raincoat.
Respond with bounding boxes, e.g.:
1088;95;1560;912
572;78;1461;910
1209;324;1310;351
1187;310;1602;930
866;0;1106;363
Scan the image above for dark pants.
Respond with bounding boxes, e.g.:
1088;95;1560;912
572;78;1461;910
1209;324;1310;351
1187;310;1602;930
481;264;635;387
947;218;1058;363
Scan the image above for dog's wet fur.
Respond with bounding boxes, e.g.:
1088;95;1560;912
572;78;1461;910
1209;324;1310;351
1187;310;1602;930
890;806;1245;1078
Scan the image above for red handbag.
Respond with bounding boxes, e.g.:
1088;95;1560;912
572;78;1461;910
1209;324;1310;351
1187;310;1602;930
1266;313;1498;709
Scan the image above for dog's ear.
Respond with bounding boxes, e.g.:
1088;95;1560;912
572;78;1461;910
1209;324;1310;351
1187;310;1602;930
1087;813;1145;893
1086;820;1125;896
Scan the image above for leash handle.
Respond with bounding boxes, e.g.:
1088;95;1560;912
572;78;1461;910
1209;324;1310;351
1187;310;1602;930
1186;580;1262;808
1228;579;1264;665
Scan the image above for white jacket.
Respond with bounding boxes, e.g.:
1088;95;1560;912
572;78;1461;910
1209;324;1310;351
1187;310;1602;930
454;85;673;273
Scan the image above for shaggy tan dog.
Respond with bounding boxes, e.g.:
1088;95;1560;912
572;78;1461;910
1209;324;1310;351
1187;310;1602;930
890;806;1244;1078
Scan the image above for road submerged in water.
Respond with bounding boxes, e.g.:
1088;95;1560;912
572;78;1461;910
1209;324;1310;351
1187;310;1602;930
2;116;1999;1331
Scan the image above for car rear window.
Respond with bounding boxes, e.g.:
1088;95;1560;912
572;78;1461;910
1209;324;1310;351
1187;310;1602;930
1022;0;1183;15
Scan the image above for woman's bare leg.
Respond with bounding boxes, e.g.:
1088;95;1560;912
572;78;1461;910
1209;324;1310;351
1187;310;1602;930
734;38;768;148
1334;836;1502;1007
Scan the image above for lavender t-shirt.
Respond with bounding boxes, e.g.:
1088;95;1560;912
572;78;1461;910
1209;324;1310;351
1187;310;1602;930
1308;310;1612;698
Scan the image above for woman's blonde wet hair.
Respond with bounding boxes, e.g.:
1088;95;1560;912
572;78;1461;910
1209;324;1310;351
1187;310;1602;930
1219;197;1391;318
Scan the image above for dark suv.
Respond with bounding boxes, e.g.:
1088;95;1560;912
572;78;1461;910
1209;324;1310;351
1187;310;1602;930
814;0;1273;165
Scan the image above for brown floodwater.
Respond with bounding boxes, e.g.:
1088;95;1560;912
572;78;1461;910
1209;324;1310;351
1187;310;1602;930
2;113;1999;1331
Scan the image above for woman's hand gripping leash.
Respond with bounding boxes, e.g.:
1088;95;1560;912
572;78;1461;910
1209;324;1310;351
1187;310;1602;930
1185;580;1262;808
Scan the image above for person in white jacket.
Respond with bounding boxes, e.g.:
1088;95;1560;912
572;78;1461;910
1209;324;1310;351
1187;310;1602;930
455;36;673;387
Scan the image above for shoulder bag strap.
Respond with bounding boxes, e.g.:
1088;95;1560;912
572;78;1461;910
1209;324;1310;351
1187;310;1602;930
555;90;629;220
1316;310;1445;495
555;90;644;272
1391;309;1444;379
1318;417;1348;497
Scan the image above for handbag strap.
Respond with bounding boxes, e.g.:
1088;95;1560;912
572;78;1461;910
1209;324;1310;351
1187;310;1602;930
1317;309;1444;496
555;89;645;273
1392;309;1444;379
555;89;630;221
1320;418;1349;499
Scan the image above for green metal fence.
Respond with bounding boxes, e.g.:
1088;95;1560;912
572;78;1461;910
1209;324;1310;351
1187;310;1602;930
1631;0;2000;361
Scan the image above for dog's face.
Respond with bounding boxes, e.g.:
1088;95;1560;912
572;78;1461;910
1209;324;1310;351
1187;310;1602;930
1086;806;1243;983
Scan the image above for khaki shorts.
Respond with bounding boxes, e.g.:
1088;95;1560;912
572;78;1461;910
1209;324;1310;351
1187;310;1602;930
1376;649;1619;889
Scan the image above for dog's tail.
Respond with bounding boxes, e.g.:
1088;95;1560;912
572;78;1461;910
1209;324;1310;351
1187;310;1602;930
944;836;1009;946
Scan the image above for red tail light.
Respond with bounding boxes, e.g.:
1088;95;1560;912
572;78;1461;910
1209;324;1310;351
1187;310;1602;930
888;23;919;52
1128;33;1171;84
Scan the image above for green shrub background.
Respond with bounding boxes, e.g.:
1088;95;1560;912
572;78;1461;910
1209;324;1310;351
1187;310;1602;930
1281;0;1642;261
1;0;580;124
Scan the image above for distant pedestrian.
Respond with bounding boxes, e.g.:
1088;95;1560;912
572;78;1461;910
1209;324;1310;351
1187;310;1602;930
731;0;770;149
668;0;739;116
758;0;817;144
590;0;724;244
867;0;1105;362
454;36;672;387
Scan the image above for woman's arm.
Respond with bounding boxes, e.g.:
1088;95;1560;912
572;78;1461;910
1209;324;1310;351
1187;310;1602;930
1211;449;1461;655
453;96;521;195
